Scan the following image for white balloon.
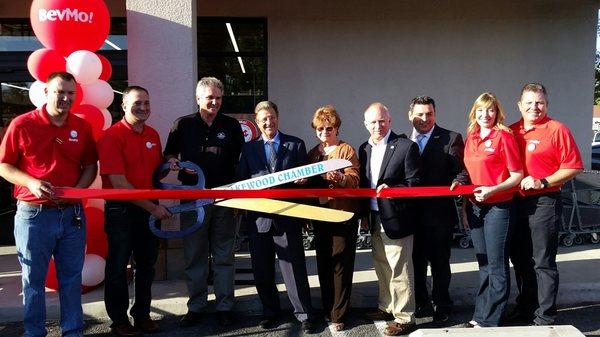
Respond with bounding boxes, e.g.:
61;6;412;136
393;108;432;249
81;80;114;109
66;50;102;85
81;254;105;287
101;108;112;130
28;80;46;108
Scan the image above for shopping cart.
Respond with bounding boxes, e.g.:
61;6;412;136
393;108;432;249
558;170;600;246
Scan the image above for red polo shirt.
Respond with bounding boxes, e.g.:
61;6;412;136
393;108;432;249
97;119;163;189
0;106;97;203
510;117;583;192
464;128;522;203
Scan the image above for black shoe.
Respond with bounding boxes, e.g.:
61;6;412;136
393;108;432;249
217;311;234;326
259;315;278;329
301;320;315;334
111;323;142;336
414;305;435;318
503;309;534;325
433;310;449;323
134;317;160;334
365;309;394;321
179;311;202;328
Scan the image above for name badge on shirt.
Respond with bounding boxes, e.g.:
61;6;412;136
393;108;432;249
146;141;157;149
68;129;79;143
527;140;540;152
483;139;494;152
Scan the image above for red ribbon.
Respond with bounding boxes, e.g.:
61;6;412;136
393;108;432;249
54;185;521;200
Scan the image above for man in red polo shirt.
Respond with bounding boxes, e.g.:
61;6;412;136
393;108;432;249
0;72;98;337
507;83;583;326
97;86;171;336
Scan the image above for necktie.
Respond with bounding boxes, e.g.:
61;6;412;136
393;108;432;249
417;134;426;154
268;141;277;171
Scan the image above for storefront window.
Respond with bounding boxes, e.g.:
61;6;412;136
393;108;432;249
198;17;267;114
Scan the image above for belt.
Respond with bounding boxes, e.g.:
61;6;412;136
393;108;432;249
18;200;78;209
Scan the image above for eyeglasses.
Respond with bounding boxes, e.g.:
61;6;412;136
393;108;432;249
316;126;334;132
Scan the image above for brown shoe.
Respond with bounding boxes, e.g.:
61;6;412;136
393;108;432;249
365;309;394;321
134;318;160;334
384;322;416;336
111;323;141;337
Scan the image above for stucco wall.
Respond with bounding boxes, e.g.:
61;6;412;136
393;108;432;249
1;0;596;165
199;0;597;167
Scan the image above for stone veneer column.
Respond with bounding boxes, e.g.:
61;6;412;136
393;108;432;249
126;0;197;143
126;0;197;280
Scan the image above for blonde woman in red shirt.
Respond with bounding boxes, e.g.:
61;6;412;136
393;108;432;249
462;92;523;327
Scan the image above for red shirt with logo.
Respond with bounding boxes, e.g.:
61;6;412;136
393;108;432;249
464;128;522;203
97;119;163;189
510;116;583;193
0;107;98;203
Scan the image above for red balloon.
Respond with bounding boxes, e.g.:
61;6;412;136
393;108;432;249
73;104;104;140
97;54;112;81
45;258;59;290
30;0;110;56
84;207;108;258
27;48;66;81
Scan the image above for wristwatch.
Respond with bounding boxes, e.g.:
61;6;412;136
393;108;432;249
539;178;550;189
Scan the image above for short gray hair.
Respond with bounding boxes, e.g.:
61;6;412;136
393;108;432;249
196;77;224;96
254;100;279;116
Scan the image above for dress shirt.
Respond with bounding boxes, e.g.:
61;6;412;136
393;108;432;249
368;130;391;211
410;125;435;152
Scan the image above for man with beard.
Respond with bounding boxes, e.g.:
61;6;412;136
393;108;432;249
407;96;468;323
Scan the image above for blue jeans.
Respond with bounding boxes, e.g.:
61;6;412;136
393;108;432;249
467;200;513;327
14;201;86;337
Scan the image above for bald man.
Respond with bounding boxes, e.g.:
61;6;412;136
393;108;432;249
359;103;421;336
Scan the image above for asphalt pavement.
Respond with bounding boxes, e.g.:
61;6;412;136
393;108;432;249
1;244;599;336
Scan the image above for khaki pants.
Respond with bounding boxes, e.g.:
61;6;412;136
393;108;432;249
370;211;416;324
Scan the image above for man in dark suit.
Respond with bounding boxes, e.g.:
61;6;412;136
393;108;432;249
237;100;315;333
360;102;420;336
407;96;469;323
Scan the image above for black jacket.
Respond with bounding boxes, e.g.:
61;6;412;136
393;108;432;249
359;132;421;239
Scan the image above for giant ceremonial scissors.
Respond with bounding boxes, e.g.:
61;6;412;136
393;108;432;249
148;159;354;238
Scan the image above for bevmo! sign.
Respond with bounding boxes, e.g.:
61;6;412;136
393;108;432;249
38;8;95;23
30;0;110;56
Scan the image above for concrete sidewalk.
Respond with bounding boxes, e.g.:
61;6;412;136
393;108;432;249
1;245;599;323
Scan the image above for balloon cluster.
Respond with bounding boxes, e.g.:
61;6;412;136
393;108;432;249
27;0;112;293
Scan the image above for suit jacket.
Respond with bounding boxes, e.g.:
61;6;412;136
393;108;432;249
237;132;309;233
359;132;421;239
416;125;469;227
